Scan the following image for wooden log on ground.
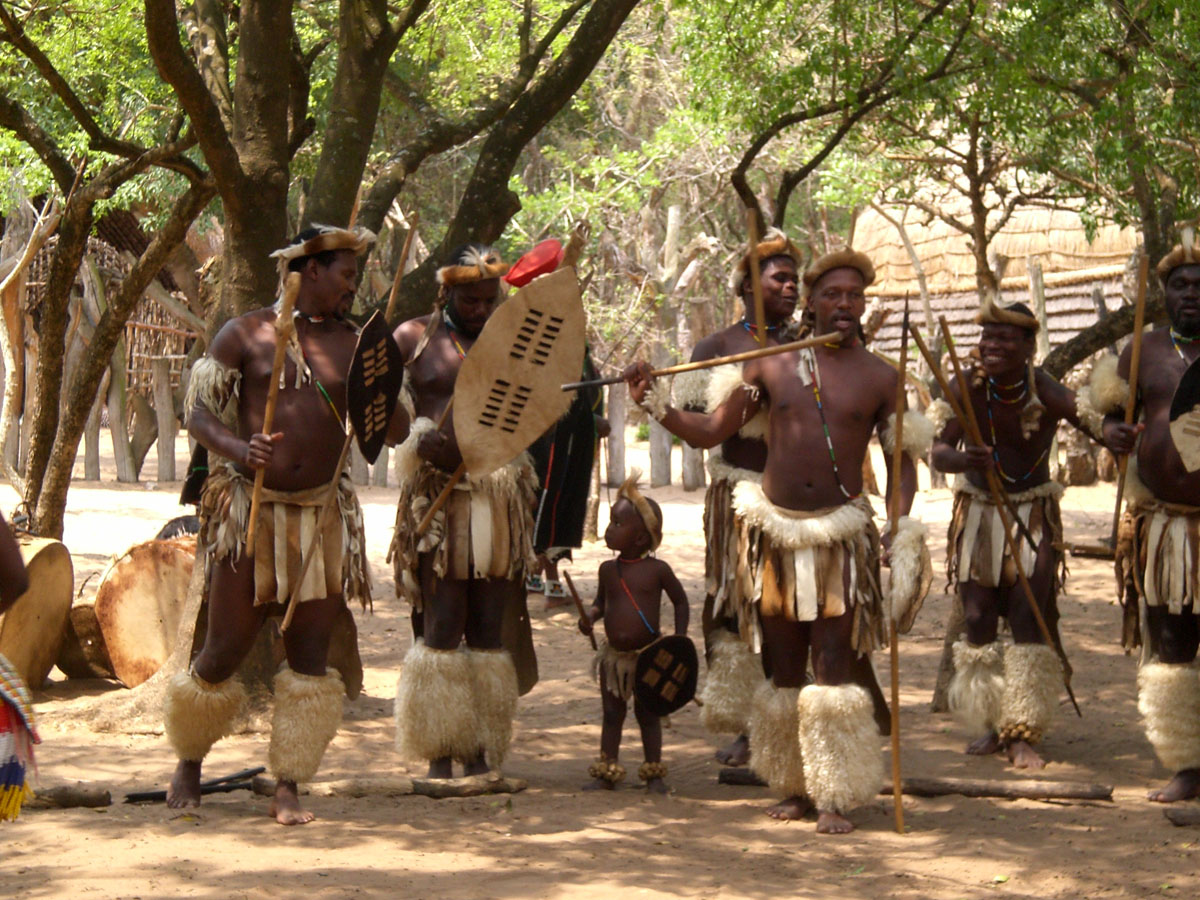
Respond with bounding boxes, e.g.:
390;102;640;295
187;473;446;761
94;536;196;688
25;783;112;809
412;773;528;798
883;776;1113;801
1164;807;1200;827
0;537;73;688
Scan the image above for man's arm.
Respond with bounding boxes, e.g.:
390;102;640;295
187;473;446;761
660;562;690;637
1101;342;1144;454
0;512;28;614
929;377;992;474
878;369;918;518
622;362;759;449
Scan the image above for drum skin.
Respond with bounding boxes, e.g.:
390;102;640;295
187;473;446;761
0;537;73;688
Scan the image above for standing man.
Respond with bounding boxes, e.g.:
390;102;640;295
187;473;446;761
1099;240;1200;802
389;243;537;779
164;226;374;825
671;229;801;770
932;298;1114;770
626;249;930;834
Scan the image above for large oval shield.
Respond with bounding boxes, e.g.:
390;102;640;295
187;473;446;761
453;267;586;477
347;310;405;464
1170;355;1200;473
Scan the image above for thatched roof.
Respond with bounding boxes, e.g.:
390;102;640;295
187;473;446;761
854;205;1138;297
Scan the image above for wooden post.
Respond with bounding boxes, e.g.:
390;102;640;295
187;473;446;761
350;442;369;485
1027;259;1050;363
681;442;705;491
151;357;177;483
371;446;389;487
606;384;626;487
83;371;105;481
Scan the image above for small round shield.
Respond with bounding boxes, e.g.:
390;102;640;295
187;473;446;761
633;634;699;717
503;239;563;288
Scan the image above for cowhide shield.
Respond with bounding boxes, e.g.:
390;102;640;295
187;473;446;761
634;634;699;717
347;311;405;464
1170;355;1200;472
453;267;585;477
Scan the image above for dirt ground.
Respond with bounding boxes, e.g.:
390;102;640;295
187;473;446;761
3;434;1200;900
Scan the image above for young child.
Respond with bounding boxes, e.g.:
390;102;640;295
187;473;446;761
579;473;689;794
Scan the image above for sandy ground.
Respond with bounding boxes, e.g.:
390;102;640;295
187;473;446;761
3;433;1200;900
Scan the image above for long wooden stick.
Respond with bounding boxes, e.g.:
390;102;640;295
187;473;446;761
384;212;420;326
882;776;1112;802
746;209;767;348
561;332;841;391
886;300;909;836
246;272;301;556
1110;253;1149;546
934;317;1080;716
562;570;598;651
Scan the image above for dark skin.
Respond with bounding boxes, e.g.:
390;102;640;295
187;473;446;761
626;266;916;833
578;497;689;794
0;512;29;615
168;249;363;825
691;255;796;766
1103;263;1200;802
388;279;515;778
931;322;1124;769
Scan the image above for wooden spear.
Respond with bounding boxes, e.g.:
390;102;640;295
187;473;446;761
746;209;767;347
246;272;301;557
1110;253;1149;546
886;298;910;835
384;212;420;326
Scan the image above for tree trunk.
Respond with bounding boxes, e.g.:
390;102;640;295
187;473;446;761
371;447;389;487
682;444;705;491
107;358;136;484
350;442;369;485
152;357;177;482
930;595;965;712
83;386;102;481
606;385;626;487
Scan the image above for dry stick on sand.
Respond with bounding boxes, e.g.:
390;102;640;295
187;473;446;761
913;320;1080;717
246;272;301;556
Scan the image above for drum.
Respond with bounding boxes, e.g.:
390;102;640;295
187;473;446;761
634;634;698;717
0;537;73;689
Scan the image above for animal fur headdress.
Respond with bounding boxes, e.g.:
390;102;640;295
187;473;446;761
1156;225;1200;282
617;469;663;551
436;243;510;288
727;227;805;296
269;224;376;286
976;295;1040;332
802;249;875;301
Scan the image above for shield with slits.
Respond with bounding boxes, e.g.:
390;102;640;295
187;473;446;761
453;267;585;476
1170;355;1200;472
347;311;405;464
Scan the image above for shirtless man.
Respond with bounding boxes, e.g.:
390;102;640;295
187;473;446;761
1096;240;1200;802
389;243;536;779
578;475;689;794
672;229;800;769
932;298;1114;770
627;249;929;834
164;226;374;825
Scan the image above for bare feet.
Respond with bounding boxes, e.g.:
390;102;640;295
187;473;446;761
765;795;812;821
645;777;668;794
715;734;751;767
268;780;314;826
1006;739;1046;770
167;760;202;808
426;757;454;779
582;778;615;791
1147;768;1200;803
966;731;1002;755
463;753;490;777
816;809;855;834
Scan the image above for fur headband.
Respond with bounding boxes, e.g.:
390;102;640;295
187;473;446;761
976;295;1039;332
802;249;875;300
617;469;663;551
436;245;510;287
270;225;375;284
727;227;805;295
1157;226;1200;282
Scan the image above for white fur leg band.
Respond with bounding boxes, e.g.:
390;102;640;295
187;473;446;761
1138;662;1200;773
886;516;932;633
997;643;1062;745
797;683;883;814
699;631;764;736
468;649;519;768
269;667;344;783
747;682;806;797
163;671;246;762
948;641;1005;735
639;379;672;423
394;642;480;764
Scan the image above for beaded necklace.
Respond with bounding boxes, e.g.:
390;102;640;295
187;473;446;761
984;380;1047;484
1170;329;1200;364
805;350;856;500
740;319;781;337
987;376;1028;404
442;307;469;359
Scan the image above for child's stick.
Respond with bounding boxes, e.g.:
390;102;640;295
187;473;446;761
562;570;598;651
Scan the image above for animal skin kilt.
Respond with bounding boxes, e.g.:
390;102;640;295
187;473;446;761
1116;495;1200;776
671;366;770;738
389;417;536;770
945;475;1065;747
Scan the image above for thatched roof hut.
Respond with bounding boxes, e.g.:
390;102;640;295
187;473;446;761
853;205;1139;357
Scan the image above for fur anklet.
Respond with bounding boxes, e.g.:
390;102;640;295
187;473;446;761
999;722;1043;745
638;761;668;781
588;756;626;784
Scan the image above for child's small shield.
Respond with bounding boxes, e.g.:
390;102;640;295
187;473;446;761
347;311;405;464
634;634;699;717
1169;355;1200;472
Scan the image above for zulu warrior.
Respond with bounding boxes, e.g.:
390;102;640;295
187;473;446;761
389;244;536;779
626;249;930;834
579;475;689;793
1097;236;1200;802
164;226;373;825
932;297;1116;769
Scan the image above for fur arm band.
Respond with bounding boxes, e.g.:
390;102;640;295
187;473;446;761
926;398;954;437
671;369;710;412
881;409;936;459
184;357;241;428
1077;355;1129;438
886;516;932;634
638;379;672;423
